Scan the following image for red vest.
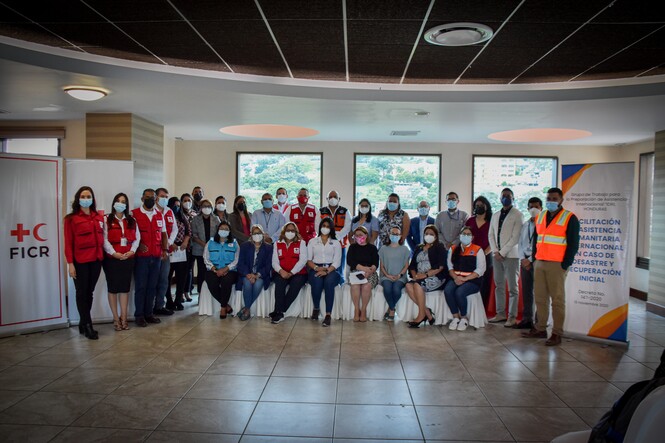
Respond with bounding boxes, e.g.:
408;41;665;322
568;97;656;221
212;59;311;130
289;204;317;243
132;208;164;257
276;240;306;274
106;215;137;255
64;211;104;264
162;207;176;238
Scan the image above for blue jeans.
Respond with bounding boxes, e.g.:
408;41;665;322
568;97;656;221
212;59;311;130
241;276;264;308
444;279;480;317
154;257;170;310
134;256;161;319
381;279;405;310
308;268;340;313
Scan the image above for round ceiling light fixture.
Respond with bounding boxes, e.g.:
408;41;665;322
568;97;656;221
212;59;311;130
63;86;109;101
488;128;593;143
220;124;319;139
424;22;494;46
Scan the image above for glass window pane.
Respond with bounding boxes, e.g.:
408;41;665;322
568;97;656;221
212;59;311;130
237;153;322;212
5;138;59;156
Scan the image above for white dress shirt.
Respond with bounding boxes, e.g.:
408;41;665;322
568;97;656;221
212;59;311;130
307;236;342;269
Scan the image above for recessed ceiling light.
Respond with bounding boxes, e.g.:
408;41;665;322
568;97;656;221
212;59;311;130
63;86;109;101
488;128;592;143
424;22;494;46
414;111;430;117
220;124;319;139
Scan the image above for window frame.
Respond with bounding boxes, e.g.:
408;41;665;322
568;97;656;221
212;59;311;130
636;151;654;270
1;137;62;157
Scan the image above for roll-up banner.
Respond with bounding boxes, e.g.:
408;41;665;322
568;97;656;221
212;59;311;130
562;162;634;344
0;154;67;336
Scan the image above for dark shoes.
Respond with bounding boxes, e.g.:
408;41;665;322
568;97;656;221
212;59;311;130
271;312;285;324
521;328;547;339
238;308;251;321
82;323;98;340
513;320;534;330
322;314;331;327
546;333;562;346
311;309;320;320
174;302;184;311
153;307;174;316
146;316;161;324
135;317;148;327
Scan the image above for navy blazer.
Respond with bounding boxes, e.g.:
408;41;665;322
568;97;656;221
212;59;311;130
407;216;436;251
235;241;273;291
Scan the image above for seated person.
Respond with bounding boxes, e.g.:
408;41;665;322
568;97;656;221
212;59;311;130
379;226;410;321
270;222;307;324
203;221;239;319
236;224;273;321
306;217;342;327
347;226;379;322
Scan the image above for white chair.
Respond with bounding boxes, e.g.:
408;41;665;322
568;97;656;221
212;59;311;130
300;284;345;319
395;289;487;329
198;281;219;316
338;284;388;321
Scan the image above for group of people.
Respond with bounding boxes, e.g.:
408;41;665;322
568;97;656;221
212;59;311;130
64;184;578;346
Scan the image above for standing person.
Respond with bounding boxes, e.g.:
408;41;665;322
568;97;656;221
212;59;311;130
214;195;231;224
515;197;543;330
229;195;251;244
466;196;493;309
270;223;308;324
317;190;352;283
165;196;191;311
350;198;379;246
377;193;411;248
522;188;579;346
103;192;139;331
274;187;290;216
181;193;197;301
191;199;220;296
251;192;286;244
407;200;435;252
191;186;204;213
153;188;178;317
287;188;318;244
445;226;486;331
307;217;341;326
347;226;379;322
435;192;469;250
203;221;239;319
379;226;410;321
132;188;168;327
405;225;447;328
236;225;273;321
64;186;104;339
488;188;524;326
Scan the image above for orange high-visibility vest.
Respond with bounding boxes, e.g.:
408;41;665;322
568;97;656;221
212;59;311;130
535;209;573;262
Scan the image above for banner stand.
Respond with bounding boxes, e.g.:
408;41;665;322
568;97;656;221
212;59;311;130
564;331;630;349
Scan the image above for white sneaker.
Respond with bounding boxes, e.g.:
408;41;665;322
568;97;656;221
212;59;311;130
488;315;507;323
448;318;460;330
504;317;516;328
457;318;469;331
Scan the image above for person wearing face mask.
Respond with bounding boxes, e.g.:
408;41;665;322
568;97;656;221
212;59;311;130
164;196;191;311
191;199;221;296
251;192;286;245
229;195;251;244
236;225;273;321
445;227;486;331
132;188;169;327
180;193;197;301
465;196;493;309
488;188;524;327
203;221;239;319
270;223;308;324
191;186;204;213
307;217;342;326
407;200;435;253
379;226;411;321
377;193;411;249
286;188;318;244
435;192;469;250
64;186;105;339
274;187;290;215
515;197;543;330
153;188;179;317
405;225;448;327
522;188;579;346
317;190;352;283
214;195;230;224
103;192;140;331
347;226;380;322
350;198;379;246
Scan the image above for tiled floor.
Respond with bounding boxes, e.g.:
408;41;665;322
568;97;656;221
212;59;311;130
0;298;662;443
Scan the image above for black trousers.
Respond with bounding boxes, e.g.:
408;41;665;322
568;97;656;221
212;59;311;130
480;253;493;310
186;250;195;294
205;270;238;307
73;260;103;325
165;261;189;308
273;273;308;313
195;255;206;294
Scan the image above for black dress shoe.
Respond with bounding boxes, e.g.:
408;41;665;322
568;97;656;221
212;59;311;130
82;323;99;340
135;317;148;327
513;320;534;329
145;316;161;324
153;308;174;316
78;324;85;334
174;303;184;311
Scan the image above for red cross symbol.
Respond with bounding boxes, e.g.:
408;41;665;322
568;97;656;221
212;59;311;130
10;224;30;242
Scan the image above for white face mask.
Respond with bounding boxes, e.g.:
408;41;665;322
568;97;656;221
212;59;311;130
529;207;542;218
277;194;287;203
285;231;296;240
359;206;369;214
182;201;192;210
328;197;339;206
216;203;226;212
201;207;212;215
252;233;263;243
424;234;436;244
320;227;331;235
218;229;230;238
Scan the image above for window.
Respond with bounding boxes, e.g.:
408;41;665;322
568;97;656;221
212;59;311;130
472;155;558;218
1;138;60;156
354;154;441;217
236;152;322;212
637;152;654;269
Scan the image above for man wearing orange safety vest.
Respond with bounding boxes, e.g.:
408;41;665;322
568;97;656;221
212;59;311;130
522;187;580;346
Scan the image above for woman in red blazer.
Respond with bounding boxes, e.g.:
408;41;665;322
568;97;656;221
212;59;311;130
64;186;104;339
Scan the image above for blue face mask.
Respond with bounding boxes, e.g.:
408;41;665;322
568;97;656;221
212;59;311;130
158;197;169;208
262;199;273;209
546;201;560;212
460;234;472;246
389;234;400;244
219;230;230;238
113;202;126;213
418;207;429;216
501;196;512;207
79;198;93;208
387;202;398;211
446;200;457;210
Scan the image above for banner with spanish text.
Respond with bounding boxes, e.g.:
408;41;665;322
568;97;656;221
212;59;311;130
562;162;633;343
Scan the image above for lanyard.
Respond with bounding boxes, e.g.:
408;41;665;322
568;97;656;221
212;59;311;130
263;210;273;227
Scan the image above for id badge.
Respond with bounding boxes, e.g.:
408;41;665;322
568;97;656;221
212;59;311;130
120;238;128;247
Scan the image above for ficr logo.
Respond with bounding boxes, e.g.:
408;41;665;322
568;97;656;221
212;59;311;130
9;223;49;259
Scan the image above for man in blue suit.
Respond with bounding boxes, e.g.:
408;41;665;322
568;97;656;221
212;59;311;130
407;200;435;252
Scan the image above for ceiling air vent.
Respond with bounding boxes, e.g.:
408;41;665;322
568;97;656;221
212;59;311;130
391;130;420;136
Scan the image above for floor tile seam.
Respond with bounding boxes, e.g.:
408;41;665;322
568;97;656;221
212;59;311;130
577;357;655;382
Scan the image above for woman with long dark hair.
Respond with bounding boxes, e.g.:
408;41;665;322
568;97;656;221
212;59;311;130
103;192;139;331
307;217;341;326
203;220;239;319
377;193;411;248
465;195;493;308
165;196;191;311
229;195;251;244
350;198;379;246
64;186;104;339
180;193;196;301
